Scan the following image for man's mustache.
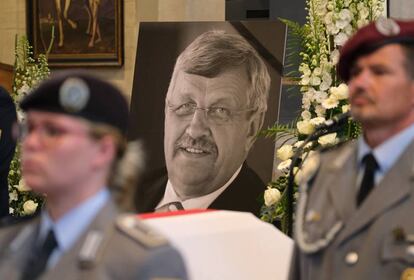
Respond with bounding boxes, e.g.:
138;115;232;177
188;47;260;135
350;89;374;104
175;134;218;154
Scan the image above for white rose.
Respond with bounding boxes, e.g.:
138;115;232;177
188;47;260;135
293;141;304;148
318;133;338;146
321;72;332;88
330;83;349;100
319;81;330;91
344;24;353;35
327;3;334;11
23;200;38;215
357;18;369;28
297;120;315;135
322;96;339;109
324;12;334;25
301;76;310;86
316;6;327;17
334;32;349;46
9;207;14;214
315;105;326;117
330;49;340;65
277;159;292;173
276;144;294;161
342;104;350;113
359;7;369;18
311;76;321;86
9;190;18;202
339;9;352;21
310;117;326;126
306;86;317;96
302;100;311;110
301;110;312;120
313;67;322;76
300;64;311;76
17;111;26;122
17;83;31;97
17;179;31;192
336;19;349;29
314;91;328;103
264;187;281;207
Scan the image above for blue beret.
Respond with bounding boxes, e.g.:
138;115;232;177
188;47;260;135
20;70;129;136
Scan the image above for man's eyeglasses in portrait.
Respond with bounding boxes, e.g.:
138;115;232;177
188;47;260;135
166;101;256;125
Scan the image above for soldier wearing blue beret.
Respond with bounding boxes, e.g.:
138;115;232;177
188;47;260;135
0;71;188;280
290;18;414;280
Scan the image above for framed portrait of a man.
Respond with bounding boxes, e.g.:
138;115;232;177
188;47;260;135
27;0;123;67
128;21;286;216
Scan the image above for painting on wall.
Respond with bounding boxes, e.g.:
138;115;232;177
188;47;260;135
27;0;123;67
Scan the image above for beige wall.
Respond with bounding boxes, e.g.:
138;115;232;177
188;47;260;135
0;0;224;101
390;0;414;19
0;0;26;65
158;0;224;21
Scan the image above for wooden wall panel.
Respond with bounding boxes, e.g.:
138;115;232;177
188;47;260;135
0;63;13;95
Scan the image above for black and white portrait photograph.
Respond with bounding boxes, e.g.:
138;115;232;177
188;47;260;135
128;21;286;216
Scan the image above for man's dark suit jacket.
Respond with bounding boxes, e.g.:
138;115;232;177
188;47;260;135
134;163;266;217
0;87;17;219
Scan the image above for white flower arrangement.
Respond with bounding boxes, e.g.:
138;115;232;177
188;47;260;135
260;0;384;232
7;36;50;216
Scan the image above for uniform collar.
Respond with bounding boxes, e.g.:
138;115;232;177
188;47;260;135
39;188;110;253
358;123;414;174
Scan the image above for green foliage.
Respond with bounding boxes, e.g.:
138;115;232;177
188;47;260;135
258;122;296;139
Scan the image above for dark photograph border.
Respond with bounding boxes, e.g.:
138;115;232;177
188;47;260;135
128;21;287;187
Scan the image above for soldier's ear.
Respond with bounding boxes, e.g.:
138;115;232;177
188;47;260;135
245;111;265;153
92;135;117;168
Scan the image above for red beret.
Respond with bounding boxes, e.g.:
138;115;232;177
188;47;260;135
338;17;414;82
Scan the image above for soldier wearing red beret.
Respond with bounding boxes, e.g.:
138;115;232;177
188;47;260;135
290;18;414;280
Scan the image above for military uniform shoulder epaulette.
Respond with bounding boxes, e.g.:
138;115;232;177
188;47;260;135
296;151;320;186
0;213;38;228
116;213;168;248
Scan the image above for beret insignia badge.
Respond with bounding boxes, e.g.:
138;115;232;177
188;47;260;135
59;78;90;113
375;17;400;36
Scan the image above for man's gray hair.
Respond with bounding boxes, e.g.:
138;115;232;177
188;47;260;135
168;30;271;114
